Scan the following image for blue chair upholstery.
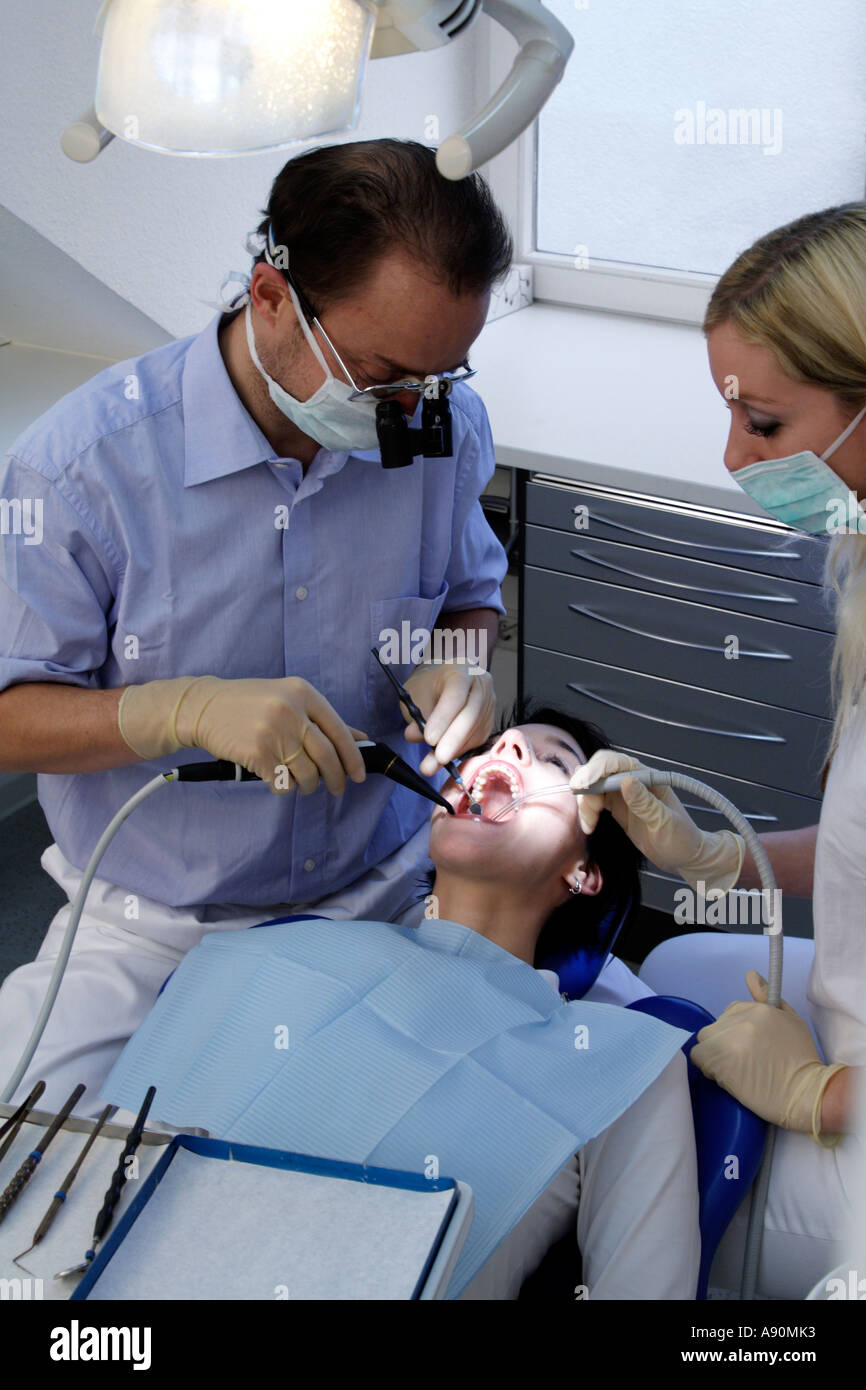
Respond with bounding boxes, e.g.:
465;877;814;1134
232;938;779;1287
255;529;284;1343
535;893;635;1001
626;994;767;1300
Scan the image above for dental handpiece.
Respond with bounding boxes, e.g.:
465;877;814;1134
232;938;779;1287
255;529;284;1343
370;648;482;813
172;741;456;814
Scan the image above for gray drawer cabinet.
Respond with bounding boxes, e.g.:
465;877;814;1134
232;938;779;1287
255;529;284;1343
525;569;833;716
524;527;835;632
525;481;828;583
520;477;833;939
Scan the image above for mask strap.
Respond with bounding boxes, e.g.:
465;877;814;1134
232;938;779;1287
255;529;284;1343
262;224;361;391
823;401;866;460
243;302;272;381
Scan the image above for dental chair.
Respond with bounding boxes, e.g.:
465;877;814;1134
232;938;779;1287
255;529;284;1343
522;903;767;1301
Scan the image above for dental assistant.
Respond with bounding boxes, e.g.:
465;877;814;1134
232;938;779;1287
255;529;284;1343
571;202;866;1297
0;138;510;1115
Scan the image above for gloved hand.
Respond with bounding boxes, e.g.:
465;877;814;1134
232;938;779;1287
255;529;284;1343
569;749;744;896
401;661;496;777
690;971;847;1145
118;675;368;794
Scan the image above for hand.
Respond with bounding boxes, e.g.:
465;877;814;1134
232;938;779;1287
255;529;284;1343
690;971;846;1143
118;675;368;795
569;749;744;895
401;662;496;777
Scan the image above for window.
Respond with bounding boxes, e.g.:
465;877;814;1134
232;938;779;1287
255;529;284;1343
486;0;866;322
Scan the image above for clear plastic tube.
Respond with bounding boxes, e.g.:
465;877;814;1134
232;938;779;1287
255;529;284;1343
489;783;573;821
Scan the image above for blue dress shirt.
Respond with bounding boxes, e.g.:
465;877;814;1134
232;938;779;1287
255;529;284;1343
0;309;507;907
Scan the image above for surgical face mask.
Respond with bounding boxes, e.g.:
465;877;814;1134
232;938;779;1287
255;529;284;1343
243;291;382;453
732;403;866;535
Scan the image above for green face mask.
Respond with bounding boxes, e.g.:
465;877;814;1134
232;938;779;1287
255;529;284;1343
732;403;866;535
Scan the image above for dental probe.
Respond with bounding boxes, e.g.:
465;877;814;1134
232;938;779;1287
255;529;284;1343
13;1104;115;1273
370;648;483;813
0;1083;87;1224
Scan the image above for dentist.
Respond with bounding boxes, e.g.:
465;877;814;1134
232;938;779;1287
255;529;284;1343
0;138;508;1114
571;202;866;1297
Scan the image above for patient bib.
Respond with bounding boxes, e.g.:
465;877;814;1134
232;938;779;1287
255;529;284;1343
102;917;688;1297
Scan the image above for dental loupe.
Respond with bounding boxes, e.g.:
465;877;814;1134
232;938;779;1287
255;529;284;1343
375;385;456;469
1;761;780;1300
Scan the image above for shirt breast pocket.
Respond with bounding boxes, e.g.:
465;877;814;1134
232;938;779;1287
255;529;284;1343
366;583;450;734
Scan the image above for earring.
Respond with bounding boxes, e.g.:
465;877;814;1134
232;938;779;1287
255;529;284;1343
568;881;582;896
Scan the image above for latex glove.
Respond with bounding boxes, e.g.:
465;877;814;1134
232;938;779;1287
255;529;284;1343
690;971;846;1144
401;661;496;777
569;748;744;896
118;675;368;795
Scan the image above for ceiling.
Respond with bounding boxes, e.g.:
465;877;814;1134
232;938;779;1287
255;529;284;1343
0;203;171;361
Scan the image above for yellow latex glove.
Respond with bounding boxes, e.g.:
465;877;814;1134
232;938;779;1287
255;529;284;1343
118;675;368;794
569;748;744;896
690;971;846;1145
401;661;496;777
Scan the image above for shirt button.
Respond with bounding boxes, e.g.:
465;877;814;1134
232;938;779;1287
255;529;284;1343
295;586;308;600
304;859;315;872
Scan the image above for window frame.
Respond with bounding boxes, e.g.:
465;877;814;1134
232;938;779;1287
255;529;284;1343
484;119;718;327
480;21;719;327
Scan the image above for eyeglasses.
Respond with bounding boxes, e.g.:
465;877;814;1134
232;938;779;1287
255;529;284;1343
283;266;477;401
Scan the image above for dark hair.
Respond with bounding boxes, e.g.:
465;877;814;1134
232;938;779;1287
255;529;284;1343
418;699;644;967
252;138;513;310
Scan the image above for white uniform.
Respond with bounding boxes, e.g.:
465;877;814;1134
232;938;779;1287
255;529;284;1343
640;700;866;1299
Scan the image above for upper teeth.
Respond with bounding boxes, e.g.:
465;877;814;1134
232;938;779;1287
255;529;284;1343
470;763;521;803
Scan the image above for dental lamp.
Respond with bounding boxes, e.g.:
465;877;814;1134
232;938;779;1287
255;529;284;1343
62;0;572;179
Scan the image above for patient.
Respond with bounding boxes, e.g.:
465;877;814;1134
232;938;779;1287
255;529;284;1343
420;700;700;1299
105;702;700;1300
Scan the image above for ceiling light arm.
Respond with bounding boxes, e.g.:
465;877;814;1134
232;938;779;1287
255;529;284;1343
434;0;573;178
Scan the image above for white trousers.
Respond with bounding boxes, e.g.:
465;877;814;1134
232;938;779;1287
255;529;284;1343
0;829;433;1118
640;931;861;1300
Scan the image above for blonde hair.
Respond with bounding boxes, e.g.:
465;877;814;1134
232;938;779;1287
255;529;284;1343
703;204;866;766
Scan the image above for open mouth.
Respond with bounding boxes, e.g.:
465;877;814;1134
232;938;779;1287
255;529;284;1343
454;760;524;822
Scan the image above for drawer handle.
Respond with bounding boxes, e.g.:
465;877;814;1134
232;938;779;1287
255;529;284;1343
681;802;779;825
566;681;786;743
570;549;796;605
591;513;802;559
567;603;792;661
